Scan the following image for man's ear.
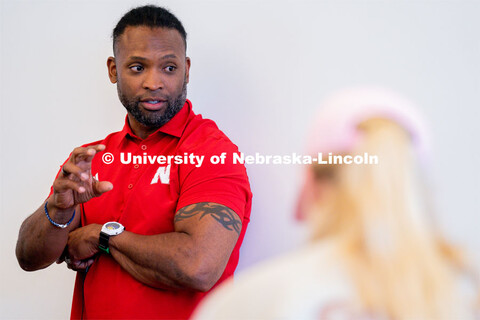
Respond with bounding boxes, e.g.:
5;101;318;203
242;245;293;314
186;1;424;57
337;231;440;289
107;57;117;83
185;57;191;83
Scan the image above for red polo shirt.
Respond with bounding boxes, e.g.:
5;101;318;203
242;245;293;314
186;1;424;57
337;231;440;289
54;100;252;319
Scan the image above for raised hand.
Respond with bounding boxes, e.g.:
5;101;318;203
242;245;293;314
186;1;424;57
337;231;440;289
51;144;113;211
16;145;113;271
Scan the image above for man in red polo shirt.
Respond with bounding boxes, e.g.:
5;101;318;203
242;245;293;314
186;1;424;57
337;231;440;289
15;5;252;319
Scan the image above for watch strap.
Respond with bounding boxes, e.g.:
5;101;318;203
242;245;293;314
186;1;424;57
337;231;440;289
99;231;110;254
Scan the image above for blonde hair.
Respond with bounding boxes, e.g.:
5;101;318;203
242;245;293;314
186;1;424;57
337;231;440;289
305;118;475;319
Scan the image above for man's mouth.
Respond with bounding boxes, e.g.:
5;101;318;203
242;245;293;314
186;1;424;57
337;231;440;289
140;99;167;111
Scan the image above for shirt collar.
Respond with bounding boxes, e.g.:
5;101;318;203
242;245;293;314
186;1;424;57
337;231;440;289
120;99;193;140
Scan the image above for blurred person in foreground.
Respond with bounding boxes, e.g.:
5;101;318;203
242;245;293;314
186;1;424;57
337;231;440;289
192;87;479;319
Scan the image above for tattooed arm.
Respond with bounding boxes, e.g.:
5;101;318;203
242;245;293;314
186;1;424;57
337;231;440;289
66;202;242;291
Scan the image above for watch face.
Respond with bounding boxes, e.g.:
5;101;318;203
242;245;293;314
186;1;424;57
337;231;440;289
105;222;121;231
102;222;125;236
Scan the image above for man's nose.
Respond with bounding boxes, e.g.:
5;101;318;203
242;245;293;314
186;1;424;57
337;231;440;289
142;70;164;91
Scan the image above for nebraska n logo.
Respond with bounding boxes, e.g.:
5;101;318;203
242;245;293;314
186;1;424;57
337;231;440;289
151;165;171;185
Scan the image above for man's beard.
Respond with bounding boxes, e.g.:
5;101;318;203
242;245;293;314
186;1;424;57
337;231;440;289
118;81;187;129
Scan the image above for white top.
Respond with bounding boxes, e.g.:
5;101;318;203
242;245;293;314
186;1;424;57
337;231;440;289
193;241;477;320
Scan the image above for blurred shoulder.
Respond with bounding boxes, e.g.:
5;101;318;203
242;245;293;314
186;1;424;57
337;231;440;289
193;241;353;320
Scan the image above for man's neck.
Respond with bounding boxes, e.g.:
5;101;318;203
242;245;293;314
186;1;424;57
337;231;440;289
127;115;160;140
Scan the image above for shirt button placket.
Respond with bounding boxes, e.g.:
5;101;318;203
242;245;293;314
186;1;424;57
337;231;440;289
127;144;147;191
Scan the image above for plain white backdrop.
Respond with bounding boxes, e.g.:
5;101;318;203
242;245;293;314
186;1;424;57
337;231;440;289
1;0;479;318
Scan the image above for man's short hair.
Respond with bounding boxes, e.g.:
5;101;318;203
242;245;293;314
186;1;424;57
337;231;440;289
112;5;187;54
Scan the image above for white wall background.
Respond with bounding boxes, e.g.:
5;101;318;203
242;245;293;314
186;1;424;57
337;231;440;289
1;0;479;318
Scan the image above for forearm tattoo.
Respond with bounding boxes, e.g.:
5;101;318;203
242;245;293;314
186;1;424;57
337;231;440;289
174;202;242;235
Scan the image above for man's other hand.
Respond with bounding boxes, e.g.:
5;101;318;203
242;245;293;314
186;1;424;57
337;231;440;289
59;224;103;271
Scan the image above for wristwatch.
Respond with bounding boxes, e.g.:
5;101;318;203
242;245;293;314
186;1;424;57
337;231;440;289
99;221;125;254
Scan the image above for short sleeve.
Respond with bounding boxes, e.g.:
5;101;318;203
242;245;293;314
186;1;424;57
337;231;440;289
176;135;252;221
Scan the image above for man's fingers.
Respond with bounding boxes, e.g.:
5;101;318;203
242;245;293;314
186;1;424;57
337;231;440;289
53;178;86;193
62;144;106;182
93;181;113;196
53;144;108;205
61;162;89;181
61;165;71;177
71;144;106;165
68;258;95;271
93;144;106;152
71;144;105;158
56;247;68;264
85;258;95;268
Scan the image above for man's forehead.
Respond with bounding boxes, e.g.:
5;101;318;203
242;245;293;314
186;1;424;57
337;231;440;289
115;26;185;56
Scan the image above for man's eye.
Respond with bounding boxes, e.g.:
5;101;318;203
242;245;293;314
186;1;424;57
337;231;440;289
130;65;143;72
165;66;176;72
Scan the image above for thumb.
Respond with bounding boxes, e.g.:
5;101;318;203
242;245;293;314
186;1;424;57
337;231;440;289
93;181;113;196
